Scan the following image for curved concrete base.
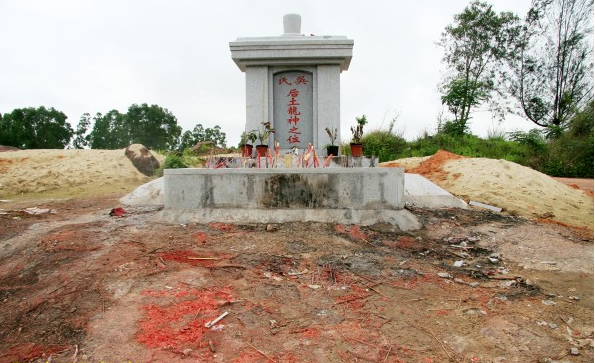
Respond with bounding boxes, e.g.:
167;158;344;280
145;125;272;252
153;208;421;232
404;174;468;209
119;177;164;206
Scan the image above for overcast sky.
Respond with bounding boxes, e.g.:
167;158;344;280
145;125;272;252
0;0;536;147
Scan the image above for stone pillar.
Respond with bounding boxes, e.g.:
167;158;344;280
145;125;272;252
245;66;269;144
316;65;341;151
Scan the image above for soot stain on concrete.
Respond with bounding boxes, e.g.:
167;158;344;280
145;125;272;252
262;174;337;208
200;175;215;208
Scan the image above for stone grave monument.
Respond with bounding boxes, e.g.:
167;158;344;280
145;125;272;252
229;14;354;155
156;14;418;231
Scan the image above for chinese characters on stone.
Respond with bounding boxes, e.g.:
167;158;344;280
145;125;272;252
278;76;309;144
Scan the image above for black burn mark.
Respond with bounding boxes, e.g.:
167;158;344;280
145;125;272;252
262;174;335;208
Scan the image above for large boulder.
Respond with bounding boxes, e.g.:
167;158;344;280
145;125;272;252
125;144;161;176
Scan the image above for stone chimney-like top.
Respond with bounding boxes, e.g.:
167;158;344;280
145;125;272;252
283;13;302;36
230;13;353;72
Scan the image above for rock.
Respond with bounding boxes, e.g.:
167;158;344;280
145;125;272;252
119;177;164;206
464;308;487;316
570;347;579;355
499;280;516;288
437;272;452;279
125;144;161;176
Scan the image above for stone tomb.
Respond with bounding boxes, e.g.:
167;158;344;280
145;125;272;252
157;14;420;231
160;167;420;231
230;14;353;155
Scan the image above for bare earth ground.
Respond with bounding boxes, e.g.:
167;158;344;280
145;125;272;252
0;148;593;363
0;193;593;363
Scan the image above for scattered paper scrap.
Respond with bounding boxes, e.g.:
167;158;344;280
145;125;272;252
205;311;229;328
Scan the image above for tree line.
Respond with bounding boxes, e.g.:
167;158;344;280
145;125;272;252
1;0;590;151
0;103;226;151
438;0;593;137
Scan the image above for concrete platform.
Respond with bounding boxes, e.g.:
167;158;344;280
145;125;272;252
123;170;467;231
122;173;467;210
156;208;420;231
163;168;403;210
151;167;420;231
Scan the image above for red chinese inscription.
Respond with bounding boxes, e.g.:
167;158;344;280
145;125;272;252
295;76;308;85
278;77;292;85
278;74;309;145
286;135;300;144
287;116;300;125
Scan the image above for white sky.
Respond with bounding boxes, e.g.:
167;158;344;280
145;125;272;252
0;0;537;147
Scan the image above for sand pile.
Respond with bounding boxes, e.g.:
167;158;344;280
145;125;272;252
0;147;164;199
381;150;594;229
2;146;592;230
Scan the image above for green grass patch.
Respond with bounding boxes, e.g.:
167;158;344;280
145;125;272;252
358;102;593;178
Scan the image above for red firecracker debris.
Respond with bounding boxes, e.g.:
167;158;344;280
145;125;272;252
137;286;234;350
109;207;126;217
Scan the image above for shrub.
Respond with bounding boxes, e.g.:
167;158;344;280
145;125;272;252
541;101;594;177
361;130;407;162
438;119;469;136
352;104;592;177
163;153;187;169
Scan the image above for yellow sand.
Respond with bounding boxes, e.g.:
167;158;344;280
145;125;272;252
381;155;594;229
0;148;163;199
2;148;592;229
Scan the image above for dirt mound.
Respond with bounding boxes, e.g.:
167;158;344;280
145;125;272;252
378;155;429;170
441;157;593;229
380;150;464;178
0;148;164;199
407;150;465;181
0;145;20;152
384;151;594;230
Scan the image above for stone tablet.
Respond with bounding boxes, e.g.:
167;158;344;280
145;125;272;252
273;71;313;149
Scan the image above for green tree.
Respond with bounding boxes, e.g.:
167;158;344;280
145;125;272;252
71;113;91;149
88;110;127;149
125;103;181;150
0;106;73;149
87;103;182;150
178;124;227;150
507;0;593;131
438;1;520;132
